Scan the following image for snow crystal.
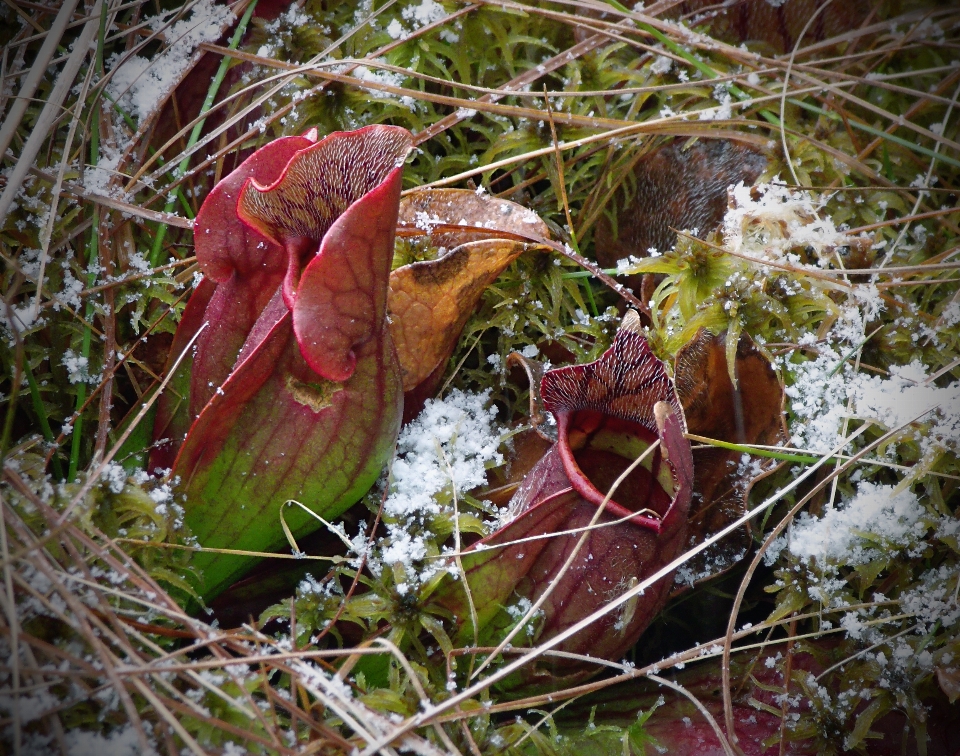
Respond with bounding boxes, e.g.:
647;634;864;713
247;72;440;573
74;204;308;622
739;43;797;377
380;530;429;571
148;481;176;518
839;611;867;640
126;252;153;275
386;18;405;39
222;741;247;756
699;92;732;121
503;596;543;636
650;55;672;75
291;659;354;701
57;267;83;312
413;210;443;231
100;462;128;495
1;299;42;339
298;573;341;599
63;349;94;385
401;0;447;28
784;339;849;453
940;299;960;328
0;687;60;725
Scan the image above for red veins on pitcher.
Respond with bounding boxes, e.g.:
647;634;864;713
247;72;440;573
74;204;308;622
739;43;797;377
152;126;413;599
431;312;694;690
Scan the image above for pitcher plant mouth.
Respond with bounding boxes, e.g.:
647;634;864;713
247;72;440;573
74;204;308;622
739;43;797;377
540;308;689;531
555;409;675;530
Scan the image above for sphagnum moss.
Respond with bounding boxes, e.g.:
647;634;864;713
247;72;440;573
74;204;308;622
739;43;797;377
1;0;958;753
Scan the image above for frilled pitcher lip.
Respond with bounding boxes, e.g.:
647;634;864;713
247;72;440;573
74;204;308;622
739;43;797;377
539;312;690;534
233;123;413;247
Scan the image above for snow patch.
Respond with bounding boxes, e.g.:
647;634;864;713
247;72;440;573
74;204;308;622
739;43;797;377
777;482;929;566
724;181;859;267
376;390;503;586
106;0;234;125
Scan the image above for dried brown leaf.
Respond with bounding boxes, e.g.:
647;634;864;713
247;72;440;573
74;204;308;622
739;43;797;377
936;666;960;704
387;189;549;411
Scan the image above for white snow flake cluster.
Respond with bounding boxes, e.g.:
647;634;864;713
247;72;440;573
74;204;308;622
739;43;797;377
724;180;866;267
373;390;503;592
785;336;960;457
349;64;419;110
385;0;458;43
852;361;960;454
772;481;930;566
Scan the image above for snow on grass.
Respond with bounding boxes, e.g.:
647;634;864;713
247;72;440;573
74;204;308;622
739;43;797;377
82;142;125;196
375;389;503;590
723;180;864;266
776;481;930;566
105;0;234;125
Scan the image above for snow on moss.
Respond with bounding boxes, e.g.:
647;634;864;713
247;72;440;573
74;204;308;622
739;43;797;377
778;481;930;566
851;361;960;454
349;64;418;110
402;0;447;27
376;389;503;588
387;389;502;518
723;180;862;266
784;336;851;454
900;565;960;633
785;324;959;457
